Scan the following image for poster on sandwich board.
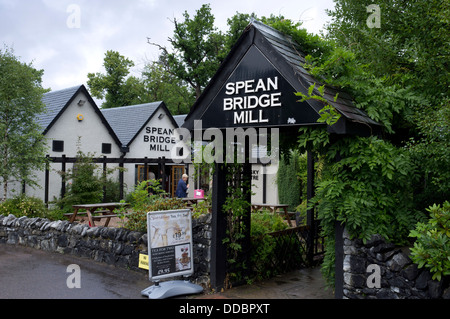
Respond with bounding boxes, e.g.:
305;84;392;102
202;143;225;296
146;209;193;281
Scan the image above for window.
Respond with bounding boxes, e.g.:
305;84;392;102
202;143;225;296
52;140;64;152
102;143;112;154
137;165;157;183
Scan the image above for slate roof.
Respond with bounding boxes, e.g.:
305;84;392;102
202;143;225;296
38;85;82;133
37;85;122;149
101;101;178;148
38;85;180;151
251;20;379;127
173;114;187;128
183;20;380;135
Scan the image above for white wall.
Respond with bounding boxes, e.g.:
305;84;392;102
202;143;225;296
251;163;279;204
123;107;180;195
3;92;280;205
126;107;177;159
185;162;279;204
24;91;122;202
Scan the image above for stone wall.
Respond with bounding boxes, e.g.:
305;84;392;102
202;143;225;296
342;228;450;299
0;213;212;288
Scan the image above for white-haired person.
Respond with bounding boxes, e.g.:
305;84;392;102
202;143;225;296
175;174;189;198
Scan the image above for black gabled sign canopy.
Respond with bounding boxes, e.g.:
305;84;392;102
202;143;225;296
200;45;320;128
183;20;380;136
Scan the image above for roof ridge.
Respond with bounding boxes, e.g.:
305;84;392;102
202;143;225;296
100;101;163;112
43;85;83;96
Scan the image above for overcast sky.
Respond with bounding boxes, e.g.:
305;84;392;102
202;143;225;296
0;0;335;92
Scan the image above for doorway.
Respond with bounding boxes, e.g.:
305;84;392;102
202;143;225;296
171;165;185;197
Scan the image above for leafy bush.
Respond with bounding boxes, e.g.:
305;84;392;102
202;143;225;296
192;195;211;218
251;210;289;236
409;201;450;281
277;151;306;211
53;151;105;213
52;150;124;214
298;129;425;286
250;210;289;280
121;180;185;232
0;194;47;218
124;197;186;232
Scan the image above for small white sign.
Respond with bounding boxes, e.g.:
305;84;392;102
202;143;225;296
146;209;193;281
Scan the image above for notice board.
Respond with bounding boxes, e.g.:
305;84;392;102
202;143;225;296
146;209;193;281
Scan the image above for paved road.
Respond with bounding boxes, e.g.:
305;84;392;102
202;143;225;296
0;244;151;299
0;243;333;300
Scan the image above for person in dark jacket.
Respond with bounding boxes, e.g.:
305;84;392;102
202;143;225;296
175;174;189;198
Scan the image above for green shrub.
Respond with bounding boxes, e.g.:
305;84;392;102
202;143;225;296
277;151;305;211
409;201;450;281
53;151;123;213
0;194;47;218
250;210;289;280
124;197;185;232
192;195;211;218
121;180;186;232
298;131;425;287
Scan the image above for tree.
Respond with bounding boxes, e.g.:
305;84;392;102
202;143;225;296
257;7;446;285
0;47;48;200
148;4;227;99
87;50;142;108
224;12;257;54
262;2;448;286
325;0;449;209
140;61;194;115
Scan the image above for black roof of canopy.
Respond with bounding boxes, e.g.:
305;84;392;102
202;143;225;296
183;20;380;135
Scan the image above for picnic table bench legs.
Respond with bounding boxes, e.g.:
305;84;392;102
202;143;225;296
86;208;96;227
87;208;114;227
69;208;79;224
280;207;294;227
101;209;114;227
91;209;118;227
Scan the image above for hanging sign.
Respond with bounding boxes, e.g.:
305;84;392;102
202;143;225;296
199;45;320;129
146;209;193;281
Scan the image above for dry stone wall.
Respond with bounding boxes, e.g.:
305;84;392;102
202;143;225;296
342;228;450;299
0;213;212;288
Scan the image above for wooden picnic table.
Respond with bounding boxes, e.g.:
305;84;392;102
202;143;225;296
251;203;295;226
69;202;129;227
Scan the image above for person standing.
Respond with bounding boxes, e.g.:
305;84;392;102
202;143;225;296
176;174;189;198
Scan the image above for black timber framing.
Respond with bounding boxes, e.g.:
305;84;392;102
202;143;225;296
43;155;172;204
210;162;228;289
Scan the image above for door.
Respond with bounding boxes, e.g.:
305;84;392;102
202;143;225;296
171;165;185;197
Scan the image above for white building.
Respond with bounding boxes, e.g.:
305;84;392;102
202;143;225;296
22;85;123;202
101;101;186;197
3;84;186;202
2;82;278;205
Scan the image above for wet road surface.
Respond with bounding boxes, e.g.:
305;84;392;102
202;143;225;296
211;267;334;299
0;243;333;299
0;244;150;299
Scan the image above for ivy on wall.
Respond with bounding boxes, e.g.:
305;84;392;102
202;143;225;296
295;127;426;286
